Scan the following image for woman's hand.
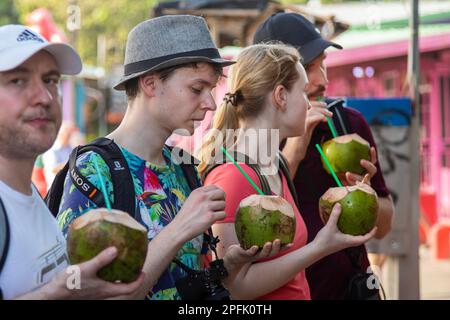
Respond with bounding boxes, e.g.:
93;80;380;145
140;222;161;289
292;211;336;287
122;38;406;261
313;203;377;258
222;240;292;277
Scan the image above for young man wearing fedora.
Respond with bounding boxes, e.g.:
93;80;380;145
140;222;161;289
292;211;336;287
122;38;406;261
55;15;279;300
0;25;147;299
253;13;395;300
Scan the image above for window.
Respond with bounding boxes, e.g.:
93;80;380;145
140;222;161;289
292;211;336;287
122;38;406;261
382;71;399;97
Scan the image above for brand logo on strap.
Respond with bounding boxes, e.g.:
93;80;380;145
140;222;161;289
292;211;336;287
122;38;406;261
70;168;90;193
113;161;125;171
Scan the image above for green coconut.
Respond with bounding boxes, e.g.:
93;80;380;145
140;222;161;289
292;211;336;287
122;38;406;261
67;208;148;283
235;195;296;250
321;133;371;177
319;176;379;236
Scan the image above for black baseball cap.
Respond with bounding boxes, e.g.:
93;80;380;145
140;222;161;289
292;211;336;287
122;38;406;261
253;12;343;65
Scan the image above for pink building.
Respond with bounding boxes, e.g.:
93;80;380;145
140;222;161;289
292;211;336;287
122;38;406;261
325;30;450;222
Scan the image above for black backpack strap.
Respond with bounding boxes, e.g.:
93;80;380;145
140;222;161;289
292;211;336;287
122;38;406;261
45;160;70;217
82;138;135;216
0;197;10;300
45;138;136;218
326;98;353;135
166;145;224;265
277;152;300;211
167;145;202;191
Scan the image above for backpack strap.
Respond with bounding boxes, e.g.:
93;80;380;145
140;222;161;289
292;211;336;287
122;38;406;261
326;98;353;136
0;197;10;300
45;138;136;218
277;152;300;211
45;160;70;217
165;146;224;266
167;145;202;191
203;151;272;196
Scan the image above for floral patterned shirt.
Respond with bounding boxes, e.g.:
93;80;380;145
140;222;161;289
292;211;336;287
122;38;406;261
56;144;204;300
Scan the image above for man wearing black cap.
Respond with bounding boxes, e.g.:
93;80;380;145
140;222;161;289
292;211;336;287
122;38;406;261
254;13;394;300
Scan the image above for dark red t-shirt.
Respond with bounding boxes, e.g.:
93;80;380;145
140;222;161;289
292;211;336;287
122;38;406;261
293;107;390;300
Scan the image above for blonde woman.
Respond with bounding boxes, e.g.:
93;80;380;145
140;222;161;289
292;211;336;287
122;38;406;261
197;44;376;300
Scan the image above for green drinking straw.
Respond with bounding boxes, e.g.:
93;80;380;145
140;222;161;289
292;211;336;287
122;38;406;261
326;116;338;138
317;96;338;138
220;147;265;196
315;144;343;187
93;156;112;211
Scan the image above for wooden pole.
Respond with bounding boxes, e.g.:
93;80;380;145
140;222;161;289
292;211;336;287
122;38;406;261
385;0;421;300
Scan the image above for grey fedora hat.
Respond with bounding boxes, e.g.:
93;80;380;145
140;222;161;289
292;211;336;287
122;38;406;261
114;15;235;90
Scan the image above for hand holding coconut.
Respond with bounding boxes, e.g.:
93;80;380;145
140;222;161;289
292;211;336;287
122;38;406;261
320;133;369;177
319;174;379;235
66;157;149;285
235;195;296;250
320;133;379;187
210;149;295;277
313;202;377;257
67;208;148;284
220;195;294;274
317;143;379;236
344;146;378;186
219;148;295;254
221;239;288;277
45;245;145;300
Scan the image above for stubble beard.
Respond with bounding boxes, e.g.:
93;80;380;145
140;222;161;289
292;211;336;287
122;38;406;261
0;122;59;160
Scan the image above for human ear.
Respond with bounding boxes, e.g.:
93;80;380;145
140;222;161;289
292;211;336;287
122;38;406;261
272;84;287;111
139;73;157;98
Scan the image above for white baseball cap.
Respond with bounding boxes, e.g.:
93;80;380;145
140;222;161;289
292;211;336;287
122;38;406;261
0;25;82;75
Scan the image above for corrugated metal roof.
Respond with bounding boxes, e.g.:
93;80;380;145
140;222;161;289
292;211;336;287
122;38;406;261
297;1;450;28
333;23;450;50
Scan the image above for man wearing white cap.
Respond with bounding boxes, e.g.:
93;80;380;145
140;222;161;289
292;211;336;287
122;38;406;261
0;25;144;299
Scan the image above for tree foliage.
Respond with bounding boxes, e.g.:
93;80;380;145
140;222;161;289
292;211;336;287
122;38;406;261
15;0;157;71
0;0;20;25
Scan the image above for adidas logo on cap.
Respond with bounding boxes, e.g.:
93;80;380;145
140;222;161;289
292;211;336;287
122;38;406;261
17;29;45;43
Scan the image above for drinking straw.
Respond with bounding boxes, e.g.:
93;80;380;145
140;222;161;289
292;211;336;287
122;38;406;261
317;96;338;138
326;116;338;138
220;147;265;195
315;144;343;187
93;156;112;211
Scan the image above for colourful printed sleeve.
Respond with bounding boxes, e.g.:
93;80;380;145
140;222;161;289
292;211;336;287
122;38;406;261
56;151;114;236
